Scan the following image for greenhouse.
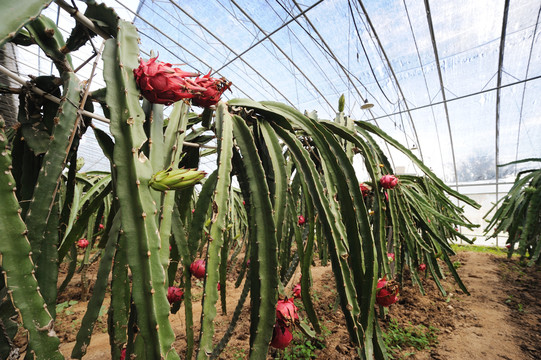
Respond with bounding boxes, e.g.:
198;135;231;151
0;0;539;359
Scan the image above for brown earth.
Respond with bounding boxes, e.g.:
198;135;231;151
16;250;540;359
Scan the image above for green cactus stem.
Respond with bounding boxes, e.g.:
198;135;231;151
0;0;52;47
197;103;234;359
103;20;178;359
24;72;81;267
231;114;278;359
108;228;130;360
0;118;63;359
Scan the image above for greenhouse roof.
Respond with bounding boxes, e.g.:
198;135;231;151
127;0;541;186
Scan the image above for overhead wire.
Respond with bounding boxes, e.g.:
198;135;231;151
213;0;309;105
347;1;393;105
277;0;395;119
134;1;264;100
494;0;511;207
289;0;370;105
219;0;332;113
213;0;324;75
165;0;296;107
264;0;347;113
228;0;335;111
353;1;411;149
402;0;447;179
514;4;541;170
423;0;459;188
368;74;541;121
355;0;424;162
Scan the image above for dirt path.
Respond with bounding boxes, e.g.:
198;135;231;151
429;252;533;360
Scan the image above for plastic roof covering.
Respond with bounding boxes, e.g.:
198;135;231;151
129;0;541;185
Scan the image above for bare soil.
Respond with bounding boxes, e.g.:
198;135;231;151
22;250;541;359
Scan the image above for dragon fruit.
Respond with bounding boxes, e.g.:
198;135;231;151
292;283;301;299
359;183;370;197
379;174;398;189
191;72;232;108
77;238;89;249
133;56;203;105
298;215;306;226
376;277;399;307
276;298;299;327
270;323;293;349
387;253;395;262
190;259;206;279
167;287;184;304
418;263;427;271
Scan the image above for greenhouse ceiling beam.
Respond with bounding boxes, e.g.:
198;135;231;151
368;74;541;121
166;0;296;107
357;0;424;162
495;0;511;203
228;0;334;111
213;0;324;74
423;0;459;188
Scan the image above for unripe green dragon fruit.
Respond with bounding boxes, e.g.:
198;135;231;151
149;167;206;191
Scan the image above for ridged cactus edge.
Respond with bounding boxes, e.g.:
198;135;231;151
0;119;63;359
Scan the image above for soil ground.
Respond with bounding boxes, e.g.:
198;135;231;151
20;249;540;359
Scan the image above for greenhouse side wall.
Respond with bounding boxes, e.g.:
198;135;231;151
455;181;514;247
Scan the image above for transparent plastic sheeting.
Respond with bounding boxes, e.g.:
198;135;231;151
134;0;541;185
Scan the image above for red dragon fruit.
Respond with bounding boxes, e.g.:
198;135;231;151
276;298;299;327
298;215;306;226
191;72;232;108
418;263;427;271
77;238;89;249
120;348;126;360
133;56;203;105
376;277;399;307
270;323;293;349
387;252;395;262
359;183;370;197
190;259;206;279
167;287;184;304
292;283;301;299
379;174;398;189
98;223;104;230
